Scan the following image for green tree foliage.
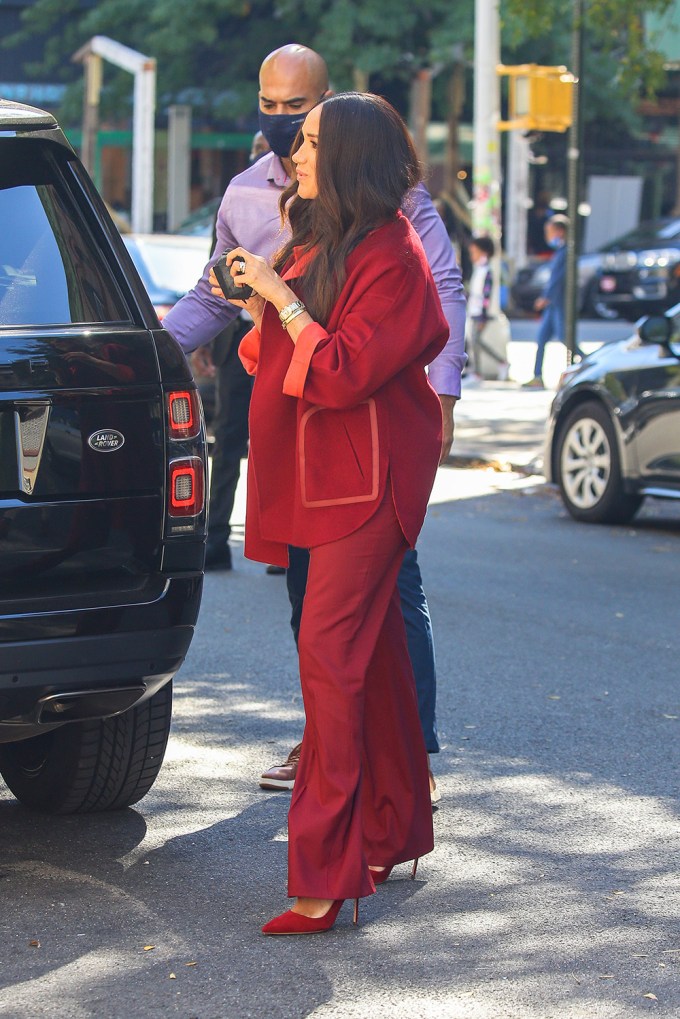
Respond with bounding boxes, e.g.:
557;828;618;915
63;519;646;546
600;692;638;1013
9;0;477;121
9;0;310;120
503;0;674;96
276;0;474;89
6;0;674;128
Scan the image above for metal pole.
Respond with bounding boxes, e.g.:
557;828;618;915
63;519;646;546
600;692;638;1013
167;105;192;232
506;131;530;273
81;53;101;178
473;0;502;315
131;59;156;233
564;0;585;362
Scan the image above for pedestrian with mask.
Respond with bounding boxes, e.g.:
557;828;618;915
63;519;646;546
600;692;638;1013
162;44;467;797
524;214;583;388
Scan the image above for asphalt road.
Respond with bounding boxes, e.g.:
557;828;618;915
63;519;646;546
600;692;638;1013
1;470;679;1019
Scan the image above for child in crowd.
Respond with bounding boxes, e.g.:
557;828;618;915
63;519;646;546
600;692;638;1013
465;236;509;382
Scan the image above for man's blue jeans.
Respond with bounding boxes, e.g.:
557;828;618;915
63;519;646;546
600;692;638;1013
286;544;440;753
534;303;564;379
534;303;583;379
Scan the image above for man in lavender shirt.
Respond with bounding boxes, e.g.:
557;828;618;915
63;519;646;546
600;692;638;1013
163;44;467;799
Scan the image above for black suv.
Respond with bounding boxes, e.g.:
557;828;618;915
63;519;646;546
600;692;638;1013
595;217;680;321
0;100;207;813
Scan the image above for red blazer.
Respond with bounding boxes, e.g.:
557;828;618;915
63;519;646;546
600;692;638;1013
239;213;449;567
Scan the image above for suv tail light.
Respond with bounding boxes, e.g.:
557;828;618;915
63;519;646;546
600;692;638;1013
167;390;200;439
164;387;206;540
168;457;204;518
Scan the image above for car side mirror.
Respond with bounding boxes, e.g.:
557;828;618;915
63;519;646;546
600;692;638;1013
638;315;673;347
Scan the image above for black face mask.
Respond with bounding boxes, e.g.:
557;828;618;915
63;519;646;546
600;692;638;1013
257;109;307;159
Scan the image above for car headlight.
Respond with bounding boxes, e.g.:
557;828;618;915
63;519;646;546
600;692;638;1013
636;248;680;269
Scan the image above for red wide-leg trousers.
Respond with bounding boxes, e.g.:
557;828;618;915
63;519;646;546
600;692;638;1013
287;490;435;900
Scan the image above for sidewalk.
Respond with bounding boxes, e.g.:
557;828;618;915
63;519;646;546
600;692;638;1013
451;340;599;471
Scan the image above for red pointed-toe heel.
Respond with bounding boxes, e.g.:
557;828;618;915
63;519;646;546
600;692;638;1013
370;858;419;885
261;898;359;936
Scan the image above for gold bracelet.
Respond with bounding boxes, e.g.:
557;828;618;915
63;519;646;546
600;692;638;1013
280;305;307;330
279;299;305;324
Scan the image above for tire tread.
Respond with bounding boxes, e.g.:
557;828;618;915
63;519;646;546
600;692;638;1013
0;683;173;814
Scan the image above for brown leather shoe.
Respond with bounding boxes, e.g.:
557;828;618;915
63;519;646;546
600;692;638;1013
259;741;302;790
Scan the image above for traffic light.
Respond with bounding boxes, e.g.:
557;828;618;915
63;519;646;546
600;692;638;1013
497;64;575;133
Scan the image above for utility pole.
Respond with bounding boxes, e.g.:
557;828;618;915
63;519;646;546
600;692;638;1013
564;0;585;362
505;131;531;272
473;0;502;315
167;105;192;232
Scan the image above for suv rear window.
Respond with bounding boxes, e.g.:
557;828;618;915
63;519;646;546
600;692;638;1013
0;138;130;326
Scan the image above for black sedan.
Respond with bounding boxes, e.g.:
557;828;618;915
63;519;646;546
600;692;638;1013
544;304;680;523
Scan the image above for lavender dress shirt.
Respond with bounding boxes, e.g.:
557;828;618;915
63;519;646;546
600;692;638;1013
163;151;467;397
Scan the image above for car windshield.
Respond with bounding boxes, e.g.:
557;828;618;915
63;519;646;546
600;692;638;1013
601;218;680;252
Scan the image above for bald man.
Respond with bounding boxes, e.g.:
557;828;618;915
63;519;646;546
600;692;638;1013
162;45;467;799
165;46;329;573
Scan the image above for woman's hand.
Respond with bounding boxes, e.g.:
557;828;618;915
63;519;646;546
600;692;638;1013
221;247;297;309
224;248;289;305
209;265;266;329
209;247;306;337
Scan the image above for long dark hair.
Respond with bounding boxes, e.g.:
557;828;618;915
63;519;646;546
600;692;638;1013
274;92;422;325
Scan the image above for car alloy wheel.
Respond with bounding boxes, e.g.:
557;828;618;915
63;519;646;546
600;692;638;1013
561;415;611;509
556;401;642;524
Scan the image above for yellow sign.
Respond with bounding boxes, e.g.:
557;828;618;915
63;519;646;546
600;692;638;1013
497;64;575;133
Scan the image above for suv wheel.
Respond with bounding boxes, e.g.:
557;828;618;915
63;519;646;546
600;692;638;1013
0;682;172;814
555;401;642;524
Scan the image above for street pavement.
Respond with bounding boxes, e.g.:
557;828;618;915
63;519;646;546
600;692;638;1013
1;319;678;1019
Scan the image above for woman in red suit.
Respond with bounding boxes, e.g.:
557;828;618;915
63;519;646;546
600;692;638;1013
211;93;449;934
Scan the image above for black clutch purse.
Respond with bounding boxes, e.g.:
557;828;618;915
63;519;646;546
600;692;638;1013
213;253;254;301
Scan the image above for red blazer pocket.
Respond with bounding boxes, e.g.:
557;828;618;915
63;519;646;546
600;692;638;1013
299;399;379;507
